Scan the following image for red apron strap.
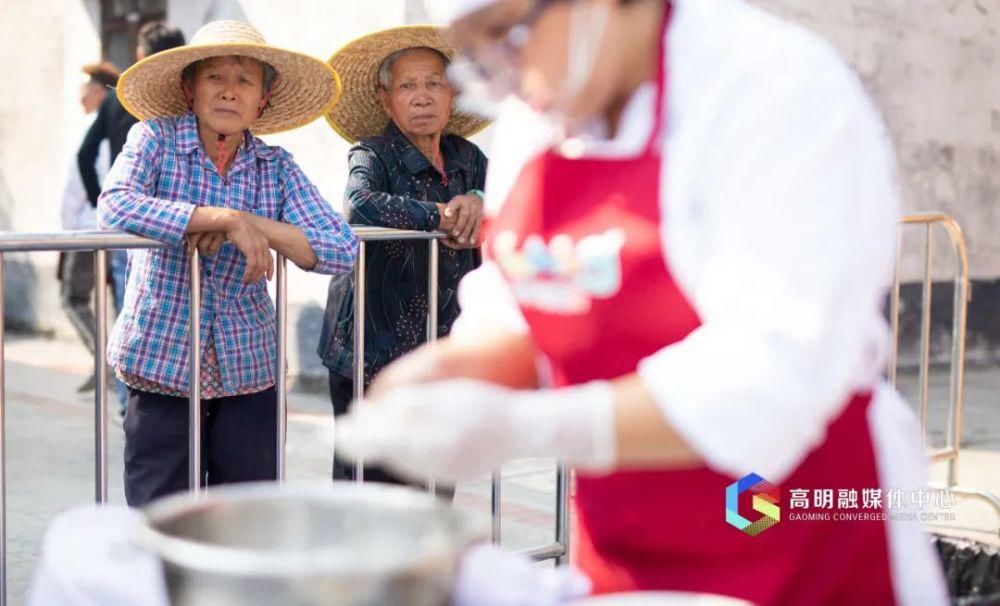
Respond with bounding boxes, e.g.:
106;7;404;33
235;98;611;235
644;1;674;156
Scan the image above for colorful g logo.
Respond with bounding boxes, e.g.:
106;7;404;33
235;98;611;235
726;473;780;536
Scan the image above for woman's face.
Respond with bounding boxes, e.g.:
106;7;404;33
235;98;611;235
187;56;268;136
379;49;456;140
451;0;623;125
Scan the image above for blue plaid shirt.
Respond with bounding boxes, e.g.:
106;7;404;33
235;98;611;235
99;112;358;394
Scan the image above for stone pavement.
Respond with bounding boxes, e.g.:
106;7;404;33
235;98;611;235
1;335;999;604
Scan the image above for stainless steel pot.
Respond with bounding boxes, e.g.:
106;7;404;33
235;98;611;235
135;482;483;606
569;593;755;605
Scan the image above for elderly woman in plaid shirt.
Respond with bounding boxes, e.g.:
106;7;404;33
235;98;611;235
99;21;357;506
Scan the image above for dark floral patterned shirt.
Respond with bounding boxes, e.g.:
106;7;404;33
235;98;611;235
318;122;487;383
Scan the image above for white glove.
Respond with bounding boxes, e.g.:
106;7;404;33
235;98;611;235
454;544;591;606
29;506;169;606
335;379;617;482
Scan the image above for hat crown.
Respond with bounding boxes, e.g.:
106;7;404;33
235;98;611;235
117;18;340;135
325;25;490;143
190;20;267;46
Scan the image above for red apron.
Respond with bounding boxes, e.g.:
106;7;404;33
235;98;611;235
486;5;897;604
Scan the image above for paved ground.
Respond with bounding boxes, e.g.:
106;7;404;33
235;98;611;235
1;335;999;604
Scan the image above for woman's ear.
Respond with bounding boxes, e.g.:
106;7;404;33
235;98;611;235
378;88;391;113
258;74;280;117
180;78;194;110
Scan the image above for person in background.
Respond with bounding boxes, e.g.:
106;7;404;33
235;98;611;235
336;0;949;604
78;21;186;415
59;62;119;392
100;20;357;506
318;26;489;489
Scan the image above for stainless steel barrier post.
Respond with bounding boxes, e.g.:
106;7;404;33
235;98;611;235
353;241;366;482
188;248;202;493
276;255;288;482
945;234;967;489
427;239;439;496
888;231;902;386
491;471;502;544
917;225;933;440
427;238;439;345
94;250;109;503
893;213;1000;535
555;463;570;565
515;466;571;564
0;253;6;606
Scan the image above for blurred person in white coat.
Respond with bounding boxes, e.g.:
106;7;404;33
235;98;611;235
336;0;950;604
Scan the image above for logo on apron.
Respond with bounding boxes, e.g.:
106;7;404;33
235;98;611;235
726;473;781;536
493;228;626;314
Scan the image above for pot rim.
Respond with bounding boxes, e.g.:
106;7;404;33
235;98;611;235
134;481;482;577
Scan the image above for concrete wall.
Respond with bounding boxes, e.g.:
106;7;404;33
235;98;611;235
747;1;1000;361
0;0;103;332
749;0;1000;280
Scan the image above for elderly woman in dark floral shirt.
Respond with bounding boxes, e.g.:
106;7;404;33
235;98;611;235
319;26;490;486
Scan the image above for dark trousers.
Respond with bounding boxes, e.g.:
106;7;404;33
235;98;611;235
124;386;278;507
59;252;96;354
329;372;454;499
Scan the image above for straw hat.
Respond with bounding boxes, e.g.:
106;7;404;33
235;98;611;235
116;20;341;135
325;25;490;143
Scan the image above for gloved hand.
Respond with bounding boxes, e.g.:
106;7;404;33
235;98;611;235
454;544;591;606
334;379;617;482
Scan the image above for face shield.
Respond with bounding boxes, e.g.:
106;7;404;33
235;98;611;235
446;0;612;133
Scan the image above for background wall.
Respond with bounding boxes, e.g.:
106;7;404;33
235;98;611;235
748;0;1000;361
750;0;1000;280
0;0;996;380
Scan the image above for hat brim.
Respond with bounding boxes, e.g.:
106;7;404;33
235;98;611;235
117;43;341;136
325;25;490;144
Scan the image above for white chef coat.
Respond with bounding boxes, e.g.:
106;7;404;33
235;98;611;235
452;1;948;603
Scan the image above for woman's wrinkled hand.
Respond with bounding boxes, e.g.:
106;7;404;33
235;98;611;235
187;232;227;257
438;194;484;246
224;212;273;283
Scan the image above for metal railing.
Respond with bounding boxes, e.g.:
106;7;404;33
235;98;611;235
888;212;1000;534
0;227;570;604
344;228;568;563
1;213;988;599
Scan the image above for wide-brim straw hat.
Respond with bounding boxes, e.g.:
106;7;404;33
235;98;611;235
117;20;341;135
325;25;490;143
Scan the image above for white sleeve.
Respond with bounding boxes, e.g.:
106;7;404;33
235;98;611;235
639;43;899;483
481;96;554;219
60;159;85;230
450;96;548;343
451;261;528;342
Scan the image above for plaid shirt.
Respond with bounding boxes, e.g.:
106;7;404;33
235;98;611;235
99;112;358;394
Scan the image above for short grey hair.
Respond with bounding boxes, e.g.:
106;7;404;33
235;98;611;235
377;47;451;91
